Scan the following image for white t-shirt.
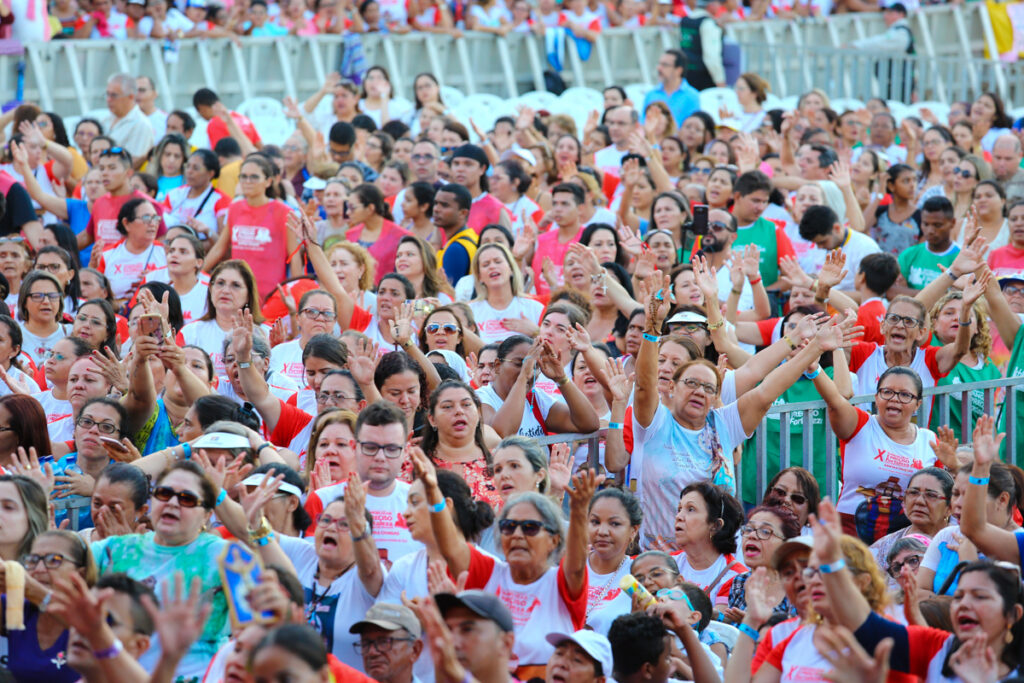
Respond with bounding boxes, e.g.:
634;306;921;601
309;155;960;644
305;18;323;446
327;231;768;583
304;480;422;567
48;415;75;444
0;366;35;398
181;319;229;376
163;184;228;239
99;240;167;300
593;145;629;180
32;389;73;425
851;343;944;423
633;402;746;549
216;371;298;407
476;383;562;439
836;409;937;518
268;339;306;386
776;625;832;681
584;207;617;228
19;324;69;367
468;297;545;344
279;535;380;673
800;229;882;291
143;269;209;325
584;557;631;617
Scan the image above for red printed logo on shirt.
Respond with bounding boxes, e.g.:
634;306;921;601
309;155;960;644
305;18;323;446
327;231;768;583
494;586;542;627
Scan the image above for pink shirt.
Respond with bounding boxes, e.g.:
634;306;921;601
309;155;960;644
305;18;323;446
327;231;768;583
346;219;410;285
531;225;583;296
226;199;294;300
467;193;512;234
988;244;1024;278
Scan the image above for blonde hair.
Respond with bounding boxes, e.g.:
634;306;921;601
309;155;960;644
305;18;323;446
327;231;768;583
327;242;376;292
471;243;524;299
304;409;359;482
929;291;993;359
809;535;888;623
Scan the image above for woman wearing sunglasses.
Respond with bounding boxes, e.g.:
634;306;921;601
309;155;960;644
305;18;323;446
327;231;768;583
413;443;600;681
418;305;466;356
761;467;820;532
813;496;1024;683
951;154;990;221
98;197;167;306
5;529;97;683
91;461;234;680
883;534;930;617
869;467;952;585
18;271;70;367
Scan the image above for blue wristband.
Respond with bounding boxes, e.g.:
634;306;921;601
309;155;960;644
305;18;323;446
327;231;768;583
214;489;227;507
819;558;846;574
736;623;759;643
255;531;275;547
181;442;192;461
429;499;447;514
607;422;624;430
969;475;990;485
642;333;659;343
803;367;821;380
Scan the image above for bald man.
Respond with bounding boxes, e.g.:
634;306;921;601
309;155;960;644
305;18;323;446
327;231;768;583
991;134;1024;201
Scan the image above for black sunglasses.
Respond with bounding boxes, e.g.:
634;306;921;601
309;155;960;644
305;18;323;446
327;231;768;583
498;519;556;537
152;485;202;508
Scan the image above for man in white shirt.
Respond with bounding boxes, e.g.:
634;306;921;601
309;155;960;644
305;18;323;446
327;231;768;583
102;73;155;168
798;204;882;292
136;76;168;141
593;105;636;180
852;111;908;165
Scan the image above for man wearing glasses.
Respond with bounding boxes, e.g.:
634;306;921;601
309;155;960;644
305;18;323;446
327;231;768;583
391;140;442;224
101;73;154;167
349;603;423;683
304;402;421;568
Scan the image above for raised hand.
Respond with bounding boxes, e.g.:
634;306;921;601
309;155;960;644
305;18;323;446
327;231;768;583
391;300;417;347
9;139;30;175
47;572;112;638
604;357;634;403
972;414;1004;467
401;594;468;683
740;243;761;281
230;309;255;361
743;566;784;626
568;242;602;277
9;447;55;498
779;255;815;291
810;498;843;565
408;443;438;492
536;339;567;379
565;322;593;353
53;471;95;499
948;632;999;683
94;501;139;539
348;337;381;387
691;254;720;303
643;271;672;331
621;157;641;187
344;470;369;536
512;216;537;262
282;96;303;120
547;443;573;493
567;467;605;516
962;270;991;307
820;626;892;683
91;346;129;394
827;159;853;188
427;559;468;596
930;425;961;470
817;249;848;290
733;131;760;172
792;310;827;343
100;436;142;463
240;470;286;529
617;222;644;258
141;572;213;668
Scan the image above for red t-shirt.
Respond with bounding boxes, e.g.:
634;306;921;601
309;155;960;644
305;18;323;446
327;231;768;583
531;225;583;296
346;220;410;286
857;297;887;345
467;193;512;234
206;111;262;148
226;199;294;301
86;191;167;245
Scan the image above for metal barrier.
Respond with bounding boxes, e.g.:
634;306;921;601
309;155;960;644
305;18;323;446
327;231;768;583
2;3;1001;116
51;495;90;532
533;375;1024;505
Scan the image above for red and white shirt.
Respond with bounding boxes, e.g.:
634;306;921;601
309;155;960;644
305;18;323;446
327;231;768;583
557;7;601;32
463;544;587;669
850;342;947;421
856;298;887;346
764;625;832;682
87;191;166;245
752;617;802;674
32;389;72;426
468;297;545;345
836;409;936;520
268;339;306;386
98;239;167;300
162;184;231;239
304;480;421;568
669;551;747;608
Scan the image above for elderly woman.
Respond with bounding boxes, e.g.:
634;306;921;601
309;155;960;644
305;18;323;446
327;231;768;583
413;444;599;680
869;466;952;582
725;505;802;623
632;273;846;548
90;461;232;679
267;289;339;386
3;529;98;682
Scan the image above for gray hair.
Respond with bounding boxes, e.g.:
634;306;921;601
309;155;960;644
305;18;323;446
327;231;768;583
107;73;138;96
222;331;271;360
496;436;550;494
631;550;680;577
886;535;928;566
498;492;565;563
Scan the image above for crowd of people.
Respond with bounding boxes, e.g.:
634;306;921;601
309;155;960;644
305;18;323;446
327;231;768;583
1;33;1024;682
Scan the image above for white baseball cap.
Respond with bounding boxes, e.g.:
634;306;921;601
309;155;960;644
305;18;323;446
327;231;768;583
545;630;615;678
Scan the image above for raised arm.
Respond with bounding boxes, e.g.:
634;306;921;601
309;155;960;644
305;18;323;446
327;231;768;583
733;312;825;397
232;309;283;431
288;213;357;328
617;158;642;233
10;140;70;219
694;254;752;366
827;160;866;234
811;363;862;440
412;444;472;577
934;270;988;374
563;470;601;598
487;341;540;437
538;340;600;433
601;357;634;475
345;470;384;596
634;271;672;427
914;231;986;311
122;338;159;435
959;415;1020;562
304;73;340;114
814;498;875;632
983;264;1022;347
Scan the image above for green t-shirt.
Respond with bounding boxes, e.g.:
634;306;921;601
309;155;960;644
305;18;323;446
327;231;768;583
929;354;1000;441
92;531;230;680
897;243;960;290
734;217;784;287
1000;326;1024;461
741;368;834;504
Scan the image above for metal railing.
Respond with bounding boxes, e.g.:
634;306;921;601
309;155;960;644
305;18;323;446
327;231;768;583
534;375;1024;505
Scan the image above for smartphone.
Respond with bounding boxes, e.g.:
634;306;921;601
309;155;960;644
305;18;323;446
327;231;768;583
342;200;350;220
99;436;128;451
692;204;709;236
137;314;164;342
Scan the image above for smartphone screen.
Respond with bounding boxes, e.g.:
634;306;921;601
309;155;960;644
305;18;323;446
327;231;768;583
692;204;709;236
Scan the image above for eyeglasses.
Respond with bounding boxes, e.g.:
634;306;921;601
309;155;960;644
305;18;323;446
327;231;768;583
20;552;78;570
426;323;458;334
655;588;695;610
680;377;716;395
877;387;920;404
633;566;676;586
709;220;735;232
0;236;25;244
316;513;350;530
76;416;119;435
45;350;67;362
498;518;556;537
75;314;105;327
27;292;62;303
693;167;713;175
499;357;526;368
317;391;355;405
1003;284;1024;297
133;214;161;225
34;263;65;273
905;487;946;502
887;554;922;578
953;167;976;179
353;636;415;654
99;147;130;159
301;307;337;321
740;524;785;540
884;313;922;329
357;440;404;459
152;485;202;508
104;90;129;99
411;154;436;162
770;486;807;506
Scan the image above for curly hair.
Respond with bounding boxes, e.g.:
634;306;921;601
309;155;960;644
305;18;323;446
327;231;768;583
807;535;889;624
929;291;993;359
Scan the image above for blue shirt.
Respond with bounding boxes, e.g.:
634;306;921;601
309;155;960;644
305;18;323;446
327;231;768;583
52;451;113;530
66;197;93;265
642;81;701;128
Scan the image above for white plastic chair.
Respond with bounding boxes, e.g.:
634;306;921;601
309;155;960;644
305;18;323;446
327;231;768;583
518;90;561;111
762;92;784;111
624;82;648;107
699;86;740;119
558;86;603;111
440;85;466;109
909;100;951;126
250;117;295;147
237;96;285;121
